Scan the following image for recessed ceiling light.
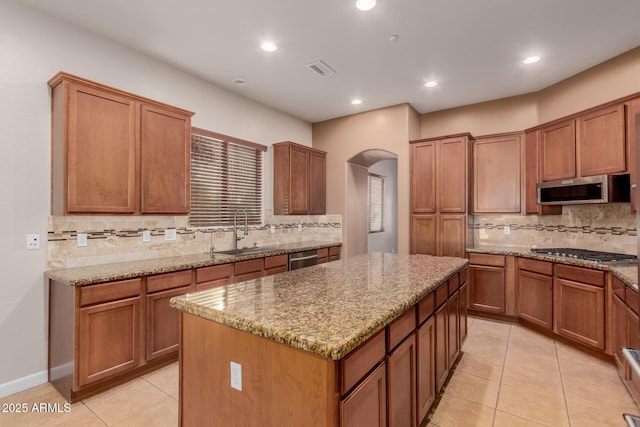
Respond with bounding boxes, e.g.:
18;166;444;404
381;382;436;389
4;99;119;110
356;0;376;11
388;34;399;42
351;99;363;105
233;79;246;87
261;42;278;52
522;55;541;64
424;81;438;88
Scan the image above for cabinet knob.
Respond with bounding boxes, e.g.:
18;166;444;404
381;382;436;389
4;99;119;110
632;184;637;191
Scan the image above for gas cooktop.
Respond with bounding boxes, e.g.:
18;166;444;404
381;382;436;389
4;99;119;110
529;248;637;263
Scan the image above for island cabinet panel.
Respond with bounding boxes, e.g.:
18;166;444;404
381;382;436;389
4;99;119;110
447;290;460;366
577;104;626;177
540;119;576;181
387;334;416;427
516;258;553;330
341;363;387;427
49;72;193;215
613;293;628;371
340;330;386;395
78;295;141;387
146;270;193;361
459;282;468;344
139;104;191;214
195;263;234;291
554;265;605;350
468;254;506;314
472;133;522;213
434;300;449;392
387;307;416;351
416;316;435;423
627;307;640;401
180;313;340;427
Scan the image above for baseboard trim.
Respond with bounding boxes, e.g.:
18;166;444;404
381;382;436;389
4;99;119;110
0;370;48;399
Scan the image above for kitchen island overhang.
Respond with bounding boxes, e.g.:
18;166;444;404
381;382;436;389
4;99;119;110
171;252;469;426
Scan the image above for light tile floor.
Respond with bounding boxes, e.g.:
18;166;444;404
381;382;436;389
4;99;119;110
1;317;639;426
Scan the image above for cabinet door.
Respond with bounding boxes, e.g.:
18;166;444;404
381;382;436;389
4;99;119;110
459;283;468;344
613;294;628;372
434;301;449;392
516;270;553;330
387;334;416;427
578;104;626;177
554;278;605;350
410;214;437;255
340;362;387;427
541;119;576;181
147;286;190;361
65;83;137;213
627;308;640;398
469;265;506;314
448;290;460;367
473;134;521;213
140;104;191;214
524;131;561;215
309;150;326;214
627;98;640;213
438;137;468;213
416;317;435;423
78;297;141;386
289;145;310;214
440;214;466;258
411;141;437;213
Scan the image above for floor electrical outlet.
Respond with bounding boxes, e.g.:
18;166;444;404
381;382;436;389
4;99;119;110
230;361;242;391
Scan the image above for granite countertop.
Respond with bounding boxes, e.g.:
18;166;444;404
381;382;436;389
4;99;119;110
170;252;468;360
467;245;638;291
45;241;340;286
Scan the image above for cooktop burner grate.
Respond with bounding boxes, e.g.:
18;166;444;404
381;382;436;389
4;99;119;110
530;248;637;263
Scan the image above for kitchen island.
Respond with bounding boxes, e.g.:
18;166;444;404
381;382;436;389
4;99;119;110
170;252;468;427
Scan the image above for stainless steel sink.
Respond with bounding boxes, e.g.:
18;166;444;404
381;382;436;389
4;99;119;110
213;247;278;255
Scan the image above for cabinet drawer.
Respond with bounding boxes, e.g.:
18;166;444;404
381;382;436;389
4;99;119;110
459;267;468;284
80;278;141;307
264;254;288;270
448;274;460;296
613;276;626;300
435;282;448;308
417;293;435;325
469;253;505;267
628;287;639;315
197;263;233;284
147;270;192;293
329;246;341;257
387;307;416;351
235;259;264;275
518;257;553;276
340;329;386;395
555;264;604;287
317;248;329;259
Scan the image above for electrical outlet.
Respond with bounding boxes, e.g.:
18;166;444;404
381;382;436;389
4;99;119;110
164;228;177;241
77;233;88;247
270;225;275;234
297;224;302;232
230;361;242;391
142;230;151;242
503;225;511;235
26;234;40;250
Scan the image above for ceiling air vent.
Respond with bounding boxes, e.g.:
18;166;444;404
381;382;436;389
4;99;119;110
306;60;336;77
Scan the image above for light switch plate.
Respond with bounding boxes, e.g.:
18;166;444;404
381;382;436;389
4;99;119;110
26;234;40;250
164;228;177;241
77;233;88;247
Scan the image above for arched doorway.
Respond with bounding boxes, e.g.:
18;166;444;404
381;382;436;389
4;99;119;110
346;149;398;258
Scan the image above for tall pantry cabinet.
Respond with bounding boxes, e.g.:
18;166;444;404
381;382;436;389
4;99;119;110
410;134;471;258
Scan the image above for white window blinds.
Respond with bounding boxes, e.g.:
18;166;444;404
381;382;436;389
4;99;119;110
368;173;384;233
190;129;265;226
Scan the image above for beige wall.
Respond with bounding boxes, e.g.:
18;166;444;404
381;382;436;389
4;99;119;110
312;104;420;255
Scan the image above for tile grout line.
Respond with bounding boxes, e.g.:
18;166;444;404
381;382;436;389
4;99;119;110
555;339;573;427
490;322;511;426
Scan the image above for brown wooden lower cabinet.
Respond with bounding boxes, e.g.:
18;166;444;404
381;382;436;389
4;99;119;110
416;316;435;423
340;362;387;427
613;293;628;370
265;254;288;276
387;334;416;427
434;300;449;391
469;261;506;314
554;267;605;350
195;263;234;291
146;285;191;361
329;245;342;261
516;269;553;330
459;282;468;344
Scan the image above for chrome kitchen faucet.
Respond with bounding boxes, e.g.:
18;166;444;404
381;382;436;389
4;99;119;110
233;208;249;251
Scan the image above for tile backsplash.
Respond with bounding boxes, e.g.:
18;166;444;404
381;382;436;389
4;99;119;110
473;203;637;255
48;213;342;269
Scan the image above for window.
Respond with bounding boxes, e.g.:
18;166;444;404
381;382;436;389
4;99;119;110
368;173;384;233
190;127;266;226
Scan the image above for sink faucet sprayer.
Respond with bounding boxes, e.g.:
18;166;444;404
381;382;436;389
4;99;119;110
233;208;249;251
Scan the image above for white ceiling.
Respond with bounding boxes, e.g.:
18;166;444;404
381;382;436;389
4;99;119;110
20;0;640;123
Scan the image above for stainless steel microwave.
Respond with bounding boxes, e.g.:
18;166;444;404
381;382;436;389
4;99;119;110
537;174;630;205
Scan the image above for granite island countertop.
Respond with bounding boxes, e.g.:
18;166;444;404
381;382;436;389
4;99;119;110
45;241;340;286
170;252;468;360
467;245;638;291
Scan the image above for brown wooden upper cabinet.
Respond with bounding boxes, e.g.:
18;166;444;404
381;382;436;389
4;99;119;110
472;132;522;213
49;72;193;215
578;104;626;177
540;119;577;181
524;130;562;215
273;141;326;215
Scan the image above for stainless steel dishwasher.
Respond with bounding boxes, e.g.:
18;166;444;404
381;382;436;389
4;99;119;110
288;250;318;270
